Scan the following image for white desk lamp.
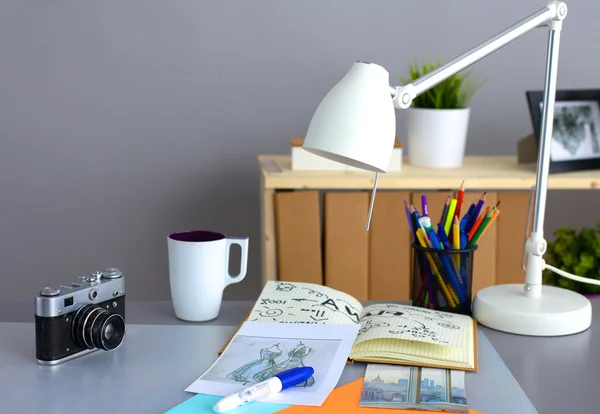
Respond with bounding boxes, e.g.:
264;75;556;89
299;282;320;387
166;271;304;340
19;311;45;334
303;1;596;337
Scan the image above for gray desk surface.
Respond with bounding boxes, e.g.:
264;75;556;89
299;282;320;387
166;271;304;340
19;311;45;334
2;299;599;414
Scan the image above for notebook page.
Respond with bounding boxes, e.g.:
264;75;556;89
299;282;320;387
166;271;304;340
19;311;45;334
353;304;471;349
349;338;466;364
350;322;475;368
349;351;472;369
247;281;363;324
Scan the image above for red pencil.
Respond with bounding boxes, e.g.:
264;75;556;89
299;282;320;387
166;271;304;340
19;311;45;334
455;180;465;219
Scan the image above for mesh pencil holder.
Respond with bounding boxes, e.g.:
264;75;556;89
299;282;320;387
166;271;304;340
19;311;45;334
411;242;477;316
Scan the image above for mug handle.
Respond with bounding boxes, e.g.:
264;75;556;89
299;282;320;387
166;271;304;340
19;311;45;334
224;237;249;287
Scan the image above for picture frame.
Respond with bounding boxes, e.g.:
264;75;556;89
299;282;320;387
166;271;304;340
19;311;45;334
526;88;600;173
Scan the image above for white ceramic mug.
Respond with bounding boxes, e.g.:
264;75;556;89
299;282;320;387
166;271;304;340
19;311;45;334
167;230;248;322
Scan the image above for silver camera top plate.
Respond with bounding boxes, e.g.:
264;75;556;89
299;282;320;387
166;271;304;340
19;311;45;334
35;267;125;318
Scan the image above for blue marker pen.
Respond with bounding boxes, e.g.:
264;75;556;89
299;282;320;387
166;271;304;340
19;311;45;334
460;230;468;282
419;216;435;235
460;209;472;232
460;230;468;250
213;367;314;412
437;223;453;250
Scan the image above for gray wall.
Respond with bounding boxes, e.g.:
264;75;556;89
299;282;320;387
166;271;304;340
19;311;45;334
1;0;598;303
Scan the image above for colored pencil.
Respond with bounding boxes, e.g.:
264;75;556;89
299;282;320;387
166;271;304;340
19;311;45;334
455;180;465;219
452;217;461;250
404;200;414;241
469;208;494;247
467;192;487;231
452;216;464;286
480;208;501;238
416;229;456;308
468;206;490;242
409;204;419;241
444;198;457;235
440;196;450;226
428;229;466;305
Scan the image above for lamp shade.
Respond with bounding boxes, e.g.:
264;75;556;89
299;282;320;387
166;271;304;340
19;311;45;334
302;61;396;173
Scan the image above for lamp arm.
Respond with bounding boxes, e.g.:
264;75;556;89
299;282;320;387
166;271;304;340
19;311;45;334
391;1;568;109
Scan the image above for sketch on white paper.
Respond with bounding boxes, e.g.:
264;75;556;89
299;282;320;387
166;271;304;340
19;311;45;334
200;336;335;390
185;321;360;407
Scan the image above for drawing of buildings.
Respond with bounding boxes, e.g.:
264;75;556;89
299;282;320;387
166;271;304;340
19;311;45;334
360;366;468;412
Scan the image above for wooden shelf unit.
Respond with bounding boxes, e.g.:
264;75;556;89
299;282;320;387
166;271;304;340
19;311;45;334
258;154;600;299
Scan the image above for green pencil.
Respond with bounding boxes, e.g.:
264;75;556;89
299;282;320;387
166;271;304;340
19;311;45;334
469;209;493;247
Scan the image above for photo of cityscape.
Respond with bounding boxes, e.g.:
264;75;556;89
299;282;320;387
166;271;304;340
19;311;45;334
359;363;468;412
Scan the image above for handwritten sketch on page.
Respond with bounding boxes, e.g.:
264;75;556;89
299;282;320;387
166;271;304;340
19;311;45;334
186;321;360;406
247;281;363;325
355;303;470;349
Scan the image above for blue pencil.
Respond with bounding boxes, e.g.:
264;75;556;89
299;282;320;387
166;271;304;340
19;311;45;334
404;200;415;242
467;193;487;231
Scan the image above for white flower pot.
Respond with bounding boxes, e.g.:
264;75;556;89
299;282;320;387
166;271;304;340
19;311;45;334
406;107;471;168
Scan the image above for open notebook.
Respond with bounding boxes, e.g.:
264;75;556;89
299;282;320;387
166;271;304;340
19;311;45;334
222;281;478;372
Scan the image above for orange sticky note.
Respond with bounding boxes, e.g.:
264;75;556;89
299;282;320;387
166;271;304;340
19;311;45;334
277;378;482;414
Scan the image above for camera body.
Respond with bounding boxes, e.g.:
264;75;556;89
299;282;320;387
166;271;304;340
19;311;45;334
35;267;126;365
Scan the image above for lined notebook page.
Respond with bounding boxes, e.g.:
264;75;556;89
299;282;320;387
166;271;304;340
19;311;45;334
247;281;364;325
353;304;472;349
350;320;475;368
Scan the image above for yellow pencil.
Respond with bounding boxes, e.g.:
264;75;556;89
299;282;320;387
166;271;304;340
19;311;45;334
444;198;457;235
452;216;461;250
452;216;462;281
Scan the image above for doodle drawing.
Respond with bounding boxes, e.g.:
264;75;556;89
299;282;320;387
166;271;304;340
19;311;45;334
254;341;315;387
275;282;297;292
226;343;283;384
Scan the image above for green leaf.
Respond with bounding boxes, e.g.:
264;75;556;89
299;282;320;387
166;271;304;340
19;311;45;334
397;58;486;109
545;223;600;292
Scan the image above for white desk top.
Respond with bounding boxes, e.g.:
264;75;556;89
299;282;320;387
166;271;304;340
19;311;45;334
2;299;599;413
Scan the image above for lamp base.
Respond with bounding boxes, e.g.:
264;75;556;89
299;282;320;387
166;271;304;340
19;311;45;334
472;284;592;336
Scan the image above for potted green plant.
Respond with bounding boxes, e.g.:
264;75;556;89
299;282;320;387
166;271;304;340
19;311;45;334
399;59;485;168
543;221;600;296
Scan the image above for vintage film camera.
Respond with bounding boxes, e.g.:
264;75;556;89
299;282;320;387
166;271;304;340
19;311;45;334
35;267;126;365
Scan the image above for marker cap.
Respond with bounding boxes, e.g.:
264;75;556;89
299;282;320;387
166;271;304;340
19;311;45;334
275;367;314;390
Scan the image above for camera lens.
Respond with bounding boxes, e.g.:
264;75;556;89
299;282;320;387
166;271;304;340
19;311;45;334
72;304;125;351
